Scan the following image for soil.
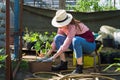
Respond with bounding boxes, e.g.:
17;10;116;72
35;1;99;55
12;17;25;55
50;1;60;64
0;47;120;80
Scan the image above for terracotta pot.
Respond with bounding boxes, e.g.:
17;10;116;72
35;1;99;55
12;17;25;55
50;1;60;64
33;72;63;80
28;61;52;73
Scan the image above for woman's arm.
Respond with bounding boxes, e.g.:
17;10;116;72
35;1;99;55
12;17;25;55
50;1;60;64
53;25;76;59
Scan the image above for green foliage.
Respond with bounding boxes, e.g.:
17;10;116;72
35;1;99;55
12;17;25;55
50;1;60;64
0;48;5;55
40;41;52;54
0;55;7;61
0;48;7;68
67;0;117;12
23;28;57;56
0;55;7;68
19;60;29;70
34;41;41;53
48;32;57;43
103;58;120;72
103;63;120;72
23;28;39;43
34;32;55;55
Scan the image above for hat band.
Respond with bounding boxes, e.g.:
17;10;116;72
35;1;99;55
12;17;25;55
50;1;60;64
57;16;68;23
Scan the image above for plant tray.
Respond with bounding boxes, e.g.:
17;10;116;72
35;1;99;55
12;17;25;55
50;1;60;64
28;61;52;73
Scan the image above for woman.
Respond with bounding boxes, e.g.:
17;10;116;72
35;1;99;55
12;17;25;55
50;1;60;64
40;9;96;74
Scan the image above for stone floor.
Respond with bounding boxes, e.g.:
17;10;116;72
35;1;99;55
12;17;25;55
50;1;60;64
15;47;120;80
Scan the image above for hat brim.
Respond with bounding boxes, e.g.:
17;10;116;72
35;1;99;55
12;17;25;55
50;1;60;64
52;13;73;27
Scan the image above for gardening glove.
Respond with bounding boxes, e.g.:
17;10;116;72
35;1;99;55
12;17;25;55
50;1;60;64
42;56;54;62
36;56;48;62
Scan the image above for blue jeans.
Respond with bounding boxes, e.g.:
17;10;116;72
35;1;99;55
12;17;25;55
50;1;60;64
54;34;96;58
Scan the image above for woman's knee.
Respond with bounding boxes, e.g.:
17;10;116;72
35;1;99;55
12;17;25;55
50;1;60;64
72;37;81;46
54;34;66;49
54;34;66;41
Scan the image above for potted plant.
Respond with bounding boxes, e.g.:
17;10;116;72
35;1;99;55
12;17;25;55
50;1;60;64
23;28;39;50
28;32;55;73
35;32;51;57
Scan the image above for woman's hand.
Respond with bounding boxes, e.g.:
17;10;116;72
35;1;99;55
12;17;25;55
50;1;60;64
37;56;48;62
41;51;61;62
42;56;55;62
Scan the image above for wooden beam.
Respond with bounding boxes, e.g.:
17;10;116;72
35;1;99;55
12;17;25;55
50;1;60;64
6;0;13;80
19;0;24;60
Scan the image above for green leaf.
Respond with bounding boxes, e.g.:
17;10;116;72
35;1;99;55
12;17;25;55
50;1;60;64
103;63;120;72
0;55;7;61
34;41;41;53
115;68;120;72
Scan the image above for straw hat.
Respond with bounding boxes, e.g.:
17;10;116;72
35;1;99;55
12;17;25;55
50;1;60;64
52;10;73;27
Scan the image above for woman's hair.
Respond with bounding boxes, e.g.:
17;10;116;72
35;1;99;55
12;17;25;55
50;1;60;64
69;18;82;31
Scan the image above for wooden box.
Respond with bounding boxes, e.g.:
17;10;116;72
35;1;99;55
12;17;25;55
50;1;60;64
28;61;52;73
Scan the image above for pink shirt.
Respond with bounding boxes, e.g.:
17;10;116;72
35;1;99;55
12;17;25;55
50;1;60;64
51;23;94;53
